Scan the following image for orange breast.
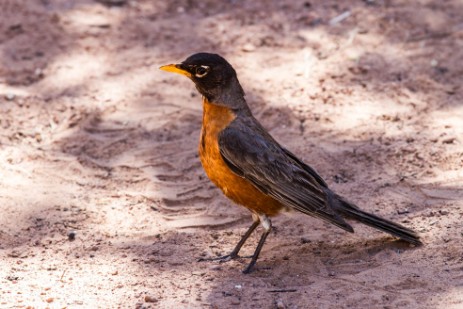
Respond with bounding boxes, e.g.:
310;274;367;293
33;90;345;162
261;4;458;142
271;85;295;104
199;98;283;216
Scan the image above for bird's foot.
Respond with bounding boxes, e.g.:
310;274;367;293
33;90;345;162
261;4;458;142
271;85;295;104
198;253;239;263
198;252;256;263
198;253;258;273
242;261;256;274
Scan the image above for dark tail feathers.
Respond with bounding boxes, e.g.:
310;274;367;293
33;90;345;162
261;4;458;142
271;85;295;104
333;194;422;246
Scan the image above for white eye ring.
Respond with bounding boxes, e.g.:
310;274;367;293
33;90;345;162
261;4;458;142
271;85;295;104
195;65;210;78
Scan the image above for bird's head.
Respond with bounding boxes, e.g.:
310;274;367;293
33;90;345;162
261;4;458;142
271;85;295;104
160;53;246;109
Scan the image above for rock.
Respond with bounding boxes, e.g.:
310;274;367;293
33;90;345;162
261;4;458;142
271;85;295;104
209;265;222;271
5;94;15;101
276;299;286;309
442;137;456;144
230;297;240;305
144;295;157;303
300;237;311;244
242;43;256;52
68;231;76;241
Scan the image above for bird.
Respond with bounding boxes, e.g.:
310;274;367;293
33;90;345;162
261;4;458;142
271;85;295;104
160;53;422;273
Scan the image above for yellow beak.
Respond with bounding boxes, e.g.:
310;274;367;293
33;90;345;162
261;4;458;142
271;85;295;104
159;64;192;78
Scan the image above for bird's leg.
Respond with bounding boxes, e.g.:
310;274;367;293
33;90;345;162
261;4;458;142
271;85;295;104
228;219;260;259
242;214;272;274
198;216;260;263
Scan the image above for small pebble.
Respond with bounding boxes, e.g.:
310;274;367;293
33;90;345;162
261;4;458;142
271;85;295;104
34;68;43;77
442;137;456;144
300;237;311;244
192;271;205;276
5;94;15;101
242;43;256;52
68;231;76;241
209;265;222;271
276;299;286;309
144;295;157;303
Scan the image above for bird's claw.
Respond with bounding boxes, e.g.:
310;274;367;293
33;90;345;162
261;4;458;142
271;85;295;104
197;254;237;263
198;252;256;263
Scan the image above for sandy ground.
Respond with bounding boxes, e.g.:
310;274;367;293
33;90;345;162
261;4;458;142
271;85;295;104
1;0;462;308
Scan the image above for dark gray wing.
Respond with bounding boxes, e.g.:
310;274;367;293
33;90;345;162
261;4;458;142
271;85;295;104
280;147;328;188
218;118;352;232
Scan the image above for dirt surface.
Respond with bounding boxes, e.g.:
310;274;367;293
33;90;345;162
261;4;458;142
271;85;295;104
1;0;462;308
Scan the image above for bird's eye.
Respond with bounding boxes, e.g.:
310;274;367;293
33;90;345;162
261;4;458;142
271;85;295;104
195;65;209;78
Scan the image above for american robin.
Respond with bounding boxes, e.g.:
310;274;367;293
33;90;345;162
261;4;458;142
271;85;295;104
160;53;422;274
